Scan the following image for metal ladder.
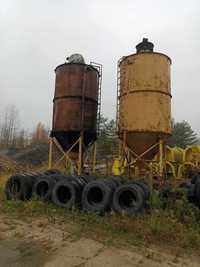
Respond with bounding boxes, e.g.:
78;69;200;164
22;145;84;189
90;62;102;136
116;58;122;132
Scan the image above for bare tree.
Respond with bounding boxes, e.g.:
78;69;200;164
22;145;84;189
15;129;30;148
0;105;19;148
31;122;49;144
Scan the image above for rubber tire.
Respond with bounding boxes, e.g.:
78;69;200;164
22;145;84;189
32;175;57;201
44;169;61;175
33;173;72;201
191;174;200;185
131;180;150;200
112;184;145;215
49;173;71;182
82;180;113;213
194;179;200;206
52;180;77;209
5;174;33;200
109;176;123;187
27;172;49;186
188;184;195;202
78;175;96;184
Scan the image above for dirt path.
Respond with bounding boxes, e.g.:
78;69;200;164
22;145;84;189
0;214;199;267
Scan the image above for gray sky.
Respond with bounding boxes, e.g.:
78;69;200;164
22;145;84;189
0;0;200;133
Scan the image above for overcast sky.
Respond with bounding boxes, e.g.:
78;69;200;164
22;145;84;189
0;0;200;133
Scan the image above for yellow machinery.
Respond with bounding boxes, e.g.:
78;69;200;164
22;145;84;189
159;145;200;178
164;146;184;179
178;145;200;177
184;145;200;165
112;145;200;179
117;38;172;177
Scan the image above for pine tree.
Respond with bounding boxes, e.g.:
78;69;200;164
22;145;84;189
168;120;198;148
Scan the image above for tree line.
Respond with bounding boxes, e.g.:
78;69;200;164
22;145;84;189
0;105;48;149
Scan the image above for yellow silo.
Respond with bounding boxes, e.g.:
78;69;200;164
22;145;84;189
118;38;172;161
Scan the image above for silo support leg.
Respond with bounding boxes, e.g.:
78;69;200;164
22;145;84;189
49;136;99;175
159;139;164;177
48;137;79;173
119;140;166;178
78;136;83;175
48;138;53;169
92;142;97;173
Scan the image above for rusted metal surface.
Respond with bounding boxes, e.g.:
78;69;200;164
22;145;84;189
118;51;172;159
52;63;99;151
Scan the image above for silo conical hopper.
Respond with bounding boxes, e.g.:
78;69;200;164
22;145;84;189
118;38;172;160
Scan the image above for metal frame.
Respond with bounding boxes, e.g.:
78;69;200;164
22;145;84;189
177;162;195;178
165;161;176;179
118;132;166;178
48;136;97;175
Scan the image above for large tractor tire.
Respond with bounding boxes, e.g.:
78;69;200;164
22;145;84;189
52;176;96;209
82;177;122;213
112;184;145;215
33;174;69;201
5;174;34;200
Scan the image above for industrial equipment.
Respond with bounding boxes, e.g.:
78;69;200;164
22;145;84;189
117;38;172;177
49;54;102;175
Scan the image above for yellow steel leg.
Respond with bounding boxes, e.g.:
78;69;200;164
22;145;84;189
65;153;69;172
119;141;123;175
120;131;127;175
48;138;53;169
92;142;97;173
159;139;164;177
78;136;83;175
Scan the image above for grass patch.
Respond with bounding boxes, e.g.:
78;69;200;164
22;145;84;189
1;197;200;252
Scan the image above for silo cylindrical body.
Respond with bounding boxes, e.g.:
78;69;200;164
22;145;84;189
118;39;172;159
51;58;99;152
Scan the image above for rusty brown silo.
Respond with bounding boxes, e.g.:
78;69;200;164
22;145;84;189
51;55;100;153
117;38;172;160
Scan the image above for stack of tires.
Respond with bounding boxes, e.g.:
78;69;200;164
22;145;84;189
4;171;150;215
82;178;150;215
5;172;45;201
51;175;94;209
5;170;65;201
